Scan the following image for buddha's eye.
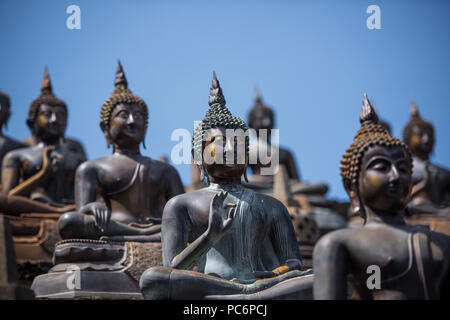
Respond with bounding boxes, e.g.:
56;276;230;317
397;162;409;174
134;111;144;119
116;110;129;119
369;159;390;172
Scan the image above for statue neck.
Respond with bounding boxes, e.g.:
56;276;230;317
208;176;242;185
209;182;244;193
364;205;406;226
112;143;141;156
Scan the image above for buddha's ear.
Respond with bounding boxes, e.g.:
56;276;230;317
344;180;363;218
103;130;111;148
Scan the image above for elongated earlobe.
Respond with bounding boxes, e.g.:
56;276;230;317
142;140;147;150
104;131;111;149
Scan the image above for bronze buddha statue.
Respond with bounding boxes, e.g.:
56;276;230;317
139;72;313;300
0;90;25;175
57;61;185;242
402;102;450;214
247;90;299;182
1;67;84;207
313;94;450;299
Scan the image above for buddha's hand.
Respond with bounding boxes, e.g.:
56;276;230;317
207;191;237;242
80;202;111;233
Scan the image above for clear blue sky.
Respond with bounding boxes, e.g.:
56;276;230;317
1;0;449;201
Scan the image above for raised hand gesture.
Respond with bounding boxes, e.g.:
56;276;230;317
207;191;237;242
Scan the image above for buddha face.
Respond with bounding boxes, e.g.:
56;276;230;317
34;103;67;140
357;145;412;214
108;103;146;146
251;109;273;131
202;127;247;180
408;125;434;159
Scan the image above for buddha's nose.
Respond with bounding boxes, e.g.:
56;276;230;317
422;133;430;144
126;114;135;125
389;165;400;183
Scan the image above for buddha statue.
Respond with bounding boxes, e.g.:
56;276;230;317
0;90;25;176
139;72;313;300
402;102;450;214
57;61;185;242
246;90;299;183
2;67;84;206
313;94;450;300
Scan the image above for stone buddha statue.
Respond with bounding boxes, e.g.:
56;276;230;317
402;102;450;214
1;67;84;207
57;61;185;242
313;94;450;300
0;90;25;174
139;72;313;300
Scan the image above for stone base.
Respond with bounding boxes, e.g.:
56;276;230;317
31;239;162;299
7;213;62;282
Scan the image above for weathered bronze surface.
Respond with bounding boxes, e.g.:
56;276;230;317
57;61;185;241
139;72;313;300
313;94;450;300
1;67;84;206
403;102;450;215
31;61;184;299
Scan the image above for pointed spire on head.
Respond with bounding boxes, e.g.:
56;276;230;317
410;100;420;118
114;60;128;88
208;71;226;107
254;87;262;104
41;66;52;95
360;93;379;125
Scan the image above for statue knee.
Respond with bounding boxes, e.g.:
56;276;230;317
139;267;172;300
58;211;84;239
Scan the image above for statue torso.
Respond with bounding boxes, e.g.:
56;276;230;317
176;184;299;282
342;223;449;299
8;143;83;203
88;153;175;223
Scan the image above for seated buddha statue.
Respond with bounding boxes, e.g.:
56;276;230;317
2;67;84;207
245;91;328;196
139;72;313;300
0;90;25;181
57;61;185;242
402;102;450;215
313;94;450;300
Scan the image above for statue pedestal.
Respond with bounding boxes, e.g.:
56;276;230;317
8;213;62;285
31;239;162;299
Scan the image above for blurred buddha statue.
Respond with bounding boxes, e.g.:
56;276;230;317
57;61;185;242
403;101;450;215
0;90;25;182
313;94;450;300
2;67;84;207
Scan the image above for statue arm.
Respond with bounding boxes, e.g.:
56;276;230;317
1;151;21;194
161;197;208;269
286;150;300;181
312;232;349;299
74;162;99;210
269;201;303;270
165;165;185;199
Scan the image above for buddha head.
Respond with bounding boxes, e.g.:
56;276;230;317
27;67;68;143
402;101;435;161
100;61;148;150
0;90;11;132
248;90;274;133
340;94;413;220
193;72;249;184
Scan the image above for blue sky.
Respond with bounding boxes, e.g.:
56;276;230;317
1;0;449;201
